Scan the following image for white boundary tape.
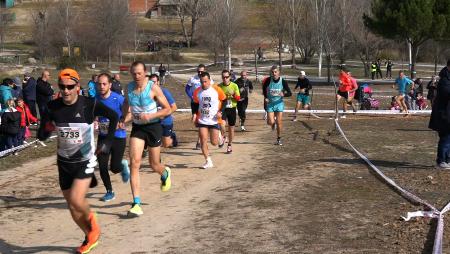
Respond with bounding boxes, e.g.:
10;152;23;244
176;108;431;115
334;118;449;254
0;135;57;159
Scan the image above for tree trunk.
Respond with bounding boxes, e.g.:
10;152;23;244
411;43;420;79
180;16;190;48
189;17;198;48
278;38;282;70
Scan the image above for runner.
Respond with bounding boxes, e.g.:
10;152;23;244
37;68;118;254
235;70;253;131
148;74;178;148
393;70;413;114
262;65;292;146
123;61;172;217
218;70;240;153
192;72;226;168
337;69;357;118
292;70;312;122
95;73;130;202
185;64;213;149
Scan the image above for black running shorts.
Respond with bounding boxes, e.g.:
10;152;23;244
57;159;96;190
222;108;237;126
337;90;349;100
131;122;163;147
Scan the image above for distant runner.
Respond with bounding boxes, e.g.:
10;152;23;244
394;70;414;114
262;65;292;146
218;70;240;153
292;70;312;122
235;70;253;131
192;72;226;168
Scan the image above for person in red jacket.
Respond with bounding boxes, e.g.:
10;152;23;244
337;69;358;118
15;97;37;145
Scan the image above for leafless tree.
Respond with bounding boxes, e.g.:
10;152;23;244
87;0;135;68
175;0;212;48
348;0;384;77
0;8;13;52
265;0;289;69
30;0;51;61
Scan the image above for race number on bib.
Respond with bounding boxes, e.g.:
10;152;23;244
59;127;83;144
200;108;210;117
270;89;282;97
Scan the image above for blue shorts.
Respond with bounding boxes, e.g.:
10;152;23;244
296;94;310;105
267;101;284;113
196;123;220;130
161;124;173;137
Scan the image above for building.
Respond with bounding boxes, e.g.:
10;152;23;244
0;0;15;8
157;0;178;16
128;0;157;15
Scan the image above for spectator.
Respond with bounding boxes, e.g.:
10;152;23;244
371;61;377;80
376;59;383;79
22;73;37;120
429;59;450;169
427;75;439;105
158;64;167;85
385;59;394;79
257;47;264;61
15;97;37;145
111;74;123;95
405;82;417;110
0;79;14;111
9;79;22;100
85;74;97;98
230;70;237;82
0;99;21;153
36;70;54;119
416;93;427;110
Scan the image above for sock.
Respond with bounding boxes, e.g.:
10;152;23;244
161;169;168;181
133;196;141;205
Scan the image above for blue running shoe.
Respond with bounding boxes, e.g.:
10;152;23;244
101;191;115;202
121;159;130;183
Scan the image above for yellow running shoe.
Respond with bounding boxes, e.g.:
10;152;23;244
127;203;143;217
161;167;171;192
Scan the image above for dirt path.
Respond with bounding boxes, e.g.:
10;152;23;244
1;79;448;253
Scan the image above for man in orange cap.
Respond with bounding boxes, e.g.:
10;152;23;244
38;68;119;254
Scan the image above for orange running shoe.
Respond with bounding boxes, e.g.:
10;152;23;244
76;212;100;254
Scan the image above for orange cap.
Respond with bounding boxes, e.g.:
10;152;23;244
58;68;80;83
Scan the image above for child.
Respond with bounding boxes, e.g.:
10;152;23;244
0;99;21;152
416;93;428;110
16;97;37;145
390;96;400;110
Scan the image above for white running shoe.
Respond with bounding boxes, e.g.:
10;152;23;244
341;115;347;119
263;112;267;120
240;126;246;131
218;133;225;148
202;157;214;169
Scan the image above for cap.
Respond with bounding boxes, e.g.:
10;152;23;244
24;73;31;77
59;68;80;83
300;71;306;76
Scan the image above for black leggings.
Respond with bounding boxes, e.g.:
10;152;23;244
237;98;249;125
97;137;126;191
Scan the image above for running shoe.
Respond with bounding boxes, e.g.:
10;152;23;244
77;212;100;254
292;118;298;122
171;132;178;147
194;141;201;150
161;167;171;192
121;159;130;183
263;112;267;120
202;157;214;169
127;203;143;217
226;144;232;154
101;191;115;202
341;115;346;119
436;162;450;170
218;134;225;148
142;148;148;158
240;126;246;131
275;138;283;146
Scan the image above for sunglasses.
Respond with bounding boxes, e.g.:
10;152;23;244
222;76;230;79
58;84;77;90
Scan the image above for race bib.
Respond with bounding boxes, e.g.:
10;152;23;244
200;108;210;117
98;121;109;135
59;127;82;144
226;99;233;108
270;89;282;97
